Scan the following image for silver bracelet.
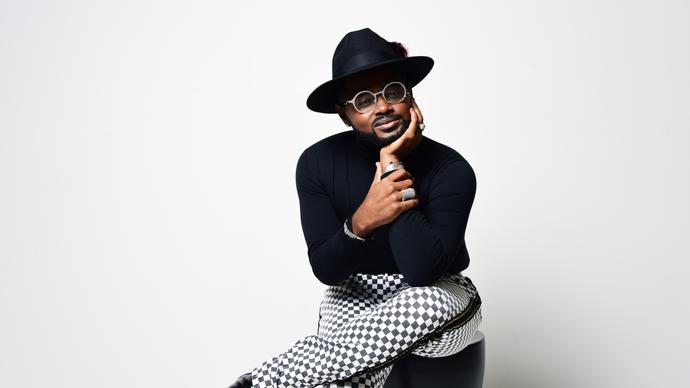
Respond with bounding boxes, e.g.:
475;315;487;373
343;218;372;241
381;161;404;175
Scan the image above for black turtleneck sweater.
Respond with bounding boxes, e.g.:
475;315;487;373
295;129;477;287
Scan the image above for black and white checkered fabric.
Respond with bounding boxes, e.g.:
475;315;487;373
250;270;482;388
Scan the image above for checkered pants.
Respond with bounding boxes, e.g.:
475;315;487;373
250;270;482;388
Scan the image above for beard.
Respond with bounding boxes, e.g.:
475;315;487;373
352;118;411;149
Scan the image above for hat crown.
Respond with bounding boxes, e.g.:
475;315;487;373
332;28;402;79
306;27;433;114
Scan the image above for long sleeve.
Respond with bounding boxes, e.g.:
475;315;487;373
295;150;373;286
388;158;477;286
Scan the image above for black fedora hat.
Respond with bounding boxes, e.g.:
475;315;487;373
306;28;434;114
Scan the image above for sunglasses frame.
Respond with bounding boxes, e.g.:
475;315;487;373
343;81;409;114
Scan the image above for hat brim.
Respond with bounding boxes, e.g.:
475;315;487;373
306;56;434;114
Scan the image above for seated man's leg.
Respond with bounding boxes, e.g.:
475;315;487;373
412;273;483;358
412;306;482;358
250;273;479;388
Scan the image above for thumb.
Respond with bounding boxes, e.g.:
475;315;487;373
372;161;382;183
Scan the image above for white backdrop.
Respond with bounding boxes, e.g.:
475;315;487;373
1;1;688;387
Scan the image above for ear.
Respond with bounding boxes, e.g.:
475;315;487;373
335;104;352;127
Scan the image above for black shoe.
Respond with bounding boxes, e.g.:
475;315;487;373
228;372;252;388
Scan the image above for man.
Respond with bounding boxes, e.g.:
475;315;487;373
229;27;482;388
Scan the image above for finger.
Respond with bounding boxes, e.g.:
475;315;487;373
399;198;419;212
384;168;413;182
412;99;424;124
392;178;415;191
409;107;418;136
372;161;382;184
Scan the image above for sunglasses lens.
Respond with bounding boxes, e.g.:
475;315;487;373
354;92;376;112
383;82;406;103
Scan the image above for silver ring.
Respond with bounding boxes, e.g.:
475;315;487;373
401;187;416;202
419;123;425;131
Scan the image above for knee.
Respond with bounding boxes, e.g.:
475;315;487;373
397;286;453;316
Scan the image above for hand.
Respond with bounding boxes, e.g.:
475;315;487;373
380;98;424;163
351;161;419;236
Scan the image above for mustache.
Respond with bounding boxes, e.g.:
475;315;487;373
373;114;403;128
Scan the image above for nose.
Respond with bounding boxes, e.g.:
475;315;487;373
374;94;393;114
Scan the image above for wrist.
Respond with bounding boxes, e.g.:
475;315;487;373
379;153;400;167
352;212;373;238
379;159;405;181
